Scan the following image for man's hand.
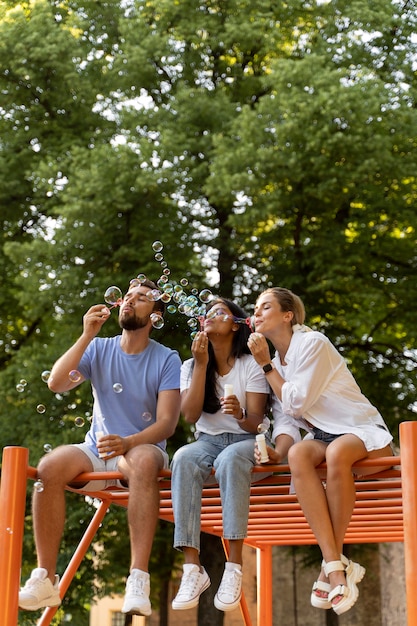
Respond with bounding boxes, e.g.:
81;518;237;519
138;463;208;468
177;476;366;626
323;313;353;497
97;434;127;459
83;304;111;339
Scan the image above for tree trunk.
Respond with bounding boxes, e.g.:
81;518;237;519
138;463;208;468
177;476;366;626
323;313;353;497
158;576;169;626
197;533;225;626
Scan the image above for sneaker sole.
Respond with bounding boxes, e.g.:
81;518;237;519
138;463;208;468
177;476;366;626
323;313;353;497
214;593;242;612
121;603;152;617
19;598;61;611
172;578;211;610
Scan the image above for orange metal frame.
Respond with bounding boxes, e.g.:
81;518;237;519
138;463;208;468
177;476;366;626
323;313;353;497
1;420;417;626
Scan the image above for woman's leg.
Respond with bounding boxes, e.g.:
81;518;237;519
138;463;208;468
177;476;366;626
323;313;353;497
171;438;217;559
213;438;256;565
289;435;387;605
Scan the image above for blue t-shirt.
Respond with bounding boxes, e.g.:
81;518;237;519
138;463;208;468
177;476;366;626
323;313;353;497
78;336;181;454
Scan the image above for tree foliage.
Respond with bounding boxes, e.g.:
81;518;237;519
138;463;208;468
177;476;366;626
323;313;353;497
1;0;416;623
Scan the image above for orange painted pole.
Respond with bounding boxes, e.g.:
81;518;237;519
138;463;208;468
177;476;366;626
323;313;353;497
400;421;417;626
0;446;29;626
221;539;253;626
256;545;272;626
38;498;112;626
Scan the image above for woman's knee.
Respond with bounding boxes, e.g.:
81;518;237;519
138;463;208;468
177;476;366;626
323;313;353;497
287;441;309;467
171;444;202;472
325;436;366;471
288;441;324;477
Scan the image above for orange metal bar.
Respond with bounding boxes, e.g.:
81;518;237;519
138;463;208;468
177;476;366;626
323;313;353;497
0;446;29;626
256;545;272;626
400;421;417;626
0;443;409;626
221;539;253;626
38;498;112;626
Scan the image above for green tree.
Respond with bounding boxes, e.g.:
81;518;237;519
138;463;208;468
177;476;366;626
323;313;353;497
1;0;417;623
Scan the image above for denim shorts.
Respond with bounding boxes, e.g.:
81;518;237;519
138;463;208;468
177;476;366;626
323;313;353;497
311;427;343;444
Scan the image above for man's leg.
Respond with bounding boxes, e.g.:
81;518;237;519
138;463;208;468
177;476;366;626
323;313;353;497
118;444;164;616
19;445;93;610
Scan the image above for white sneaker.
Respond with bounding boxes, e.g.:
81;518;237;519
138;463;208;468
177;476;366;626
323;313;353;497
172;564;211;610
121;569;152;616
18;568;61;611
214;563;243;611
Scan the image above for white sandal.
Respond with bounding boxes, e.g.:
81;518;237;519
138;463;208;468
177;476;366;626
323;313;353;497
310;560;331;609
325;555;366;615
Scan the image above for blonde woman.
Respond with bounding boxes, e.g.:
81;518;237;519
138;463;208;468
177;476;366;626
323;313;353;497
248;287;393;615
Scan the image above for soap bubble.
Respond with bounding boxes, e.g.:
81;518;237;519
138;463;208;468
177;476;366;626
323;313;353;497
161;292;172;303
257;417;271;434
152;241;163;252
137;274;147;283
150;313;164;329
154;252;164;262
146;289;161;302
180;278;188;287
69;370;82;383
167;305;177;314
20;379;27;386
41;370;51;383
157;276;169;288
142;411;152;422
74;416;85;427
113;382;123;393
37;404;46;414
43;443;52;453
199;289;213;303
16;383;25;392
104;286;122;307
34;479;44;493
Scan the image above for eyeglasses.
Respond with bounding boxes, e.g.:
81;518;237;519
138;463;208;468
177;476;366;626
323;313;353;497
205;309;231;321
203;309;254;331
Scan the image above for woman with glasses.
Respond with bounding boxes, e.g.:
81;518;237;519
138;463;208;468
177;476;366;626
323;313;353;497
171;297;298;613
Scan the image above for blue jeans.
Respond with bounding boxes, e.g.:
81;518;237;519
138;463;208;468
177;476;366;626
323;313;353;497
171;432;265;552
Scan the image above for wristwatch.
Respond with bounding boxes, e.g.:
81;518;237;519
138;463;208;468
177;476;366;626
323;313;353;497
237;407;247;422
262;362;274;374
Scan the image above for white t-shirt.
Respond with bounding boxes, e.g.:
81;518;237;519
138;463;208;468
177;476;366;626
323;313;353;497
271;328;393;452
180;353;270;436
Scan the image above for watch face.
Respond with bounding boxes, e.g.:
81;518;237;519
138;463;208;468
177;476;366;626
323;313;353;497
263;363;273;373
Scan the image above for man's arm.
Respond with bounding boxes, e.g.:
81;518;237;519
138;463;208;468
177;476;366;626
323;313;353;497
98;389;181;458
48;304;110;393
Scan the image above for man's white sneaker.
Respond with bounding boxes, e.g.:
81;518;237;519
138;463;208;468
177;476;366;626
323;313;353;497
172;564;211;610
214;563;243;611
121;569;152;616
18;568;61;611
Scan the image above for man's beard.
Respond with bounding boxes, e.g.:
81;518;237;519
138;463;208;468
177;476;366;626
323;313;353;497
119;311;149;331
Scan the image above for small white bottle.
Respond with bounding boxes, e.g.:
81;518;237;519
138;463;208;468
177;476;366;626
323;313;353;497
96;430;106;458
224;384;234;397
256;433;269;463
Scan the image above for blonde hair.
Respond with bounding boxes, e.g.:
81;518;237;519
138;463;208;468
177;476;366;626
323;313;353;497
261;287;305;326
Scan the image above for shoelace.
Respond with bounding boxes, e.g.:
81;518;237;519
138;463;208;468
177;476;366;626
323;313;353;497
25;577;45;590
128;576;147;596
178;571;200;596
218;570;241;598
